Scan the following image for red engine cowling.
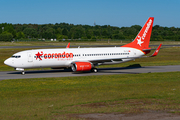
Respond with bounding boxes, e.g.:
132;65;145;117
71;62;93;72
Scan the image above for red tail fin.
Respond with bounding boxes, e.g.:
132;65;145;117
122;17;154;50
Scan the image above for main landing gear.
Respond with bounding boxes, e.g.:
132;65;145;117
91;68;98;73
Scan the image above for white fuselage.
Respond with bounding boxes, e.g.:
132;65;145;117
4;47;145;70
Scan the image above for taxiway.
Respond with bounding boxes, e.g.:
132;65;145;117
0;65;180;80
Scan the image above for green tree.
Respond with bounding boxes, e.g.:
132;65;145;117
112;31;125;39
102;29;109;38
16;32;25;39
69;26;85;39
0;32;13;42
23;28;38;38
42;28;56;39
131;25;142;31
62;28;68;36
55;28;62;34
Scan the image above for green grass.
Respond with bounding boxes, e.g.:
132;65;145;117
0;72;180;119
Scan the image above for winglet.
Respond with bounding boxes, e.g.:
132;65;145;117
150;44;162;57
66;42;70;48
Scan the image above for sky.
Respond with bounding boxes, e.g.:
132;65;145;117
0;0;180;27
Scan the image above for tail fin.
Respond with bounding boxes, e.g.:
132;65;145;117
122;17;154;50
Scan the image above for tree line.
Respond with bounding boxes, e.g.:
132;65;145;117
0;23;180;42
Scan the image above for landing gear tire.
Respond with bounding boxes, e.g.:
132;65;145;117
91;68;98;73
22;71;25;75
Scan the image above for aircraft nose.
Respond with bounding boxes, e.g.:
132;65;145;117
4;58;12;66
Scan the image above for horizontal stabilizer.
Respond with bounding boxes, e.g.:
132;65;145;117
150;44;162;57
143;44;162;58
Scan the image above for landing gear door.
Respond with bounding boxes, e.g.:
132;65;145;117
28;52;33;62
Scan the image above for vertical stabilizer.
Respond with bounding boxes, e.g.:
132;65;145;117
122;17;154;50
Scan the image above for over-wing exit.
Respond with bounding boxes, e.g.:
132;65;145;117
4;17;162;75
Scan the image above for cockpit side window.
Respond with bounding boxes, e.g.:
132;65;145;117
11;55;21;58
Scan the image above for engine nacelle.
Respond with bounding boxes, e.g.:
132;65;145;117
71;62;93;72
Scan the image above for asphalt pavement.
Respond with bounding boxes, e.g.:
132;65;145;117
0;65;180;80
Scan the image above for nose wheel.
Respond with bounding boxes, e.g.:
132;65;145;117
15;68;25;75
21;71;25;75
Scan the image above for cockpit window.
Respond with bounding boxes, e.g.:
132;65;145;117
11;55;21;58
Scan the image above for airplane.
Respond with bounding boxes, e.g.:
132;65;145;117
4;17;162;75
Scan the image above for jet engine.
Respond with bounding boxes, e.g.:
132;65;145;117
71;62;93;72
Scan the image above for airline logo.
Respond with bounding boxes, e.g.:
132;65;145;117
137;36;144;46
35;52;43;60
137;19;152;46
35;51;73;60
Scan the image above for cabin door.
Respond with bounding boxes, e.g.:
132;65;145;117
28;52;33;62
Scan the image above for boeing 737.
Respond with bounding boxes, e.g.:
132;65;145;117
4;17;162;75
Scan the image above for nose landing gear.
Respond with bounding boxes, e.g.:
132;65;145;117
15;68;25;75
21;71;25;75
